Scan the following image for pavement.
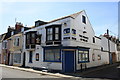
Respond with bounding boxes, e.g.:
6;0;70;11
0;62;120;80
0;64;80;79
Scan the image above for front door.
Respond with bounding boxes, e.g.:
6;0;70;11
62;51;75;73
22;52;26;67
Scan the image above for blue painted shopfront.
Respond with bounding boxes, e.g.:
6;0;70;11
43;46;89;73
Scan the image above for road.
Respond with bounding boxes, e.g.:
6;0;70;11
2;67;59;79
81;64;120;79
1;65;118;80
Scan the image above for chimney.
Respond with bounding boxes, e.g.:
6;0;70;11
15;22;23;32
7;26;14;33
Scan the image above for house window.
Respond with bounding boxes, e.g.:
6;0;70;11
101;47;103;51
63;28;70;34
31;33;36;44
72;29;76;35
14;37;20;46
47;28;53;41
26;32;36;49
93;37;95;43
29;51;33;63
82;15;86;24
44;49;61;62
13;53;21;63
78;50;89;63
17;38;19;46
46;25;61;42
55;27;59;40
3;42;7;49
36;53;39;61
26;33;30;44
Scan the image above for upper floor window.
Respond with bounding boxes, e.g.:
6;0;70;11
31;33;36;44
63;28;70;34
17;38;19;46
93;37;95;43
46;25;61;42
55;27;59;40
3;42;7;49
26;32;36;44
14;37;20;46
47;28;53;41
26;33;30;44
82;15;86;24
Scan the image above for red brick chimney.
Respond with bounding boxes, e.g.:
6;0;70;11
15;22;23;31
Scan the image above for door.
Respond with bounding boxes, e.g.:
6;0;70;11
112;52;117;63
62;51;75;73
22;52;26;67
7;53;10;65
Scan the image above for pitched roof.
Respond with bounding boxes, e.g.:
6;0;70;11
0;33;6;42
48;10;84;23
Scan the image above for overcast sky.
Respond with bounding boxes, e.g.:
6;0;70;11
0;2;118;37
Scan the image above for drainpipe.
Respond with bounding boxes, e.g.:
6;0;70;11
107;29;112;64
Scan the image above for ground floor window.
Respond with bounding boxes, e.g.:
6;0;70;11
44;49;61;62
78;50;89;63
14;53;21;63
29;51;33;63
36;53;39;61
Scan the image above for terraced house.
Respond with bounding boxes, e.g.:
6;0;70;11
0;22;30;66
0;10;120;73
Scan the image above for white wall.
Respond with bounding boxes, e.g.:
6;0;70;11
100;36;117;52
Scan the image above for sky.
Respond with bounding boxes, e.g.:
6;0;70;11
0;1;118;37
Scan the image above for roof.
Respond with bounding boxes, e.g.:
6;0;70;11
95;36;101;39
0;33;6;42
48;10;84;23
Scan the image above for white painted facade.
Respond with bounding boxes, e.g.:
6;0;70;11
100;36;117;52
100;35;119;63
23;10;117;72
